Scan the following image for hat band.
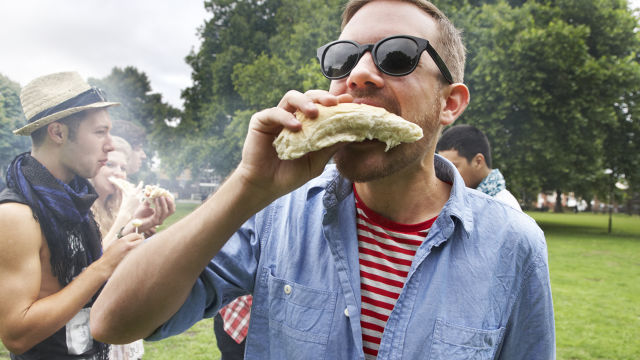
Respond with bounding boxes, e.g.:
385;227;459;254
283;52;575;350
28;87;108;123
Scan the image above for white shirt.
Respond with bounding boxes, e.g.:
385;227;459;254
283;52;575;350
495;189;522;211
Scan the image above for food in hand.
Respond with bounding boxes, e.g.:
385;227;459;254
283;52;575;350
108;177;173;203
272;103;423;160
108;176;137;193
142;184;174;203
132;218;143;234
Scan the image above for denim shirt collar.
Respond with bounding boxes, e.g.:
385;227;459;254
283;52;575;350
309;155;474;237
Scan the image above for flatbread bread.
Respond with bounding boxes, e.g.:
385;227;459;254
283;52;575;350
107;177;174;202
142;184;174;202
108;176;136;193
273;103;423;160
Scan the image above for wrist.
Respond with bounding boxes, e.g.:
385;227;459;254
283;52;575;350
232;166;282;208
89;257;112;282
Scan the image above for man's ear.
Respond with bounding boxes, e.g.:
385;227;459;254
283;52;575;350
47;122;67;145
472;153;486;168
440;83;470;127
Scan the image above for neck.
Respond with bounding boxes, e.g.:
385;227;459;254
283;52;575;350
473;167;492;189
354;155;451;224
31;146;73;183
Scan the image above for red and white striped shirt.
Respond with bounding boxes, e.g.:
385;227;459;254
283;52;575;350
354;187;436;359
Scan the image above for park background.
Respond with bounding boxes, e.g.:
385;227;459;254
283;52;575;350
1;0;639;359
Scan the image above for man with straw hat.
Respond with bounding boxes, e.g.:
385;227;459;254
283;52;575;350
0;71;151;359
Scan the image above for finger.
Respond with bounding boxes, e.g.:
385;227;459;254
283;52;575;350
303;90;352;108
277;90;317;115
119;233;143;242
337;93;354;103
166;196;176;215
154;197;169;222
250;107;302;134
128;238;144;249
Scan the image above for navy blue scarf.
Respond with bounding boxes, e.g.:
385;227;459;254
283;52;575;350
6;153;102;286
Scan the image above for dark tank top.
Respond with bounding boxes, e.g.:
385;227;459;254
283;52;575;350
1;188;109;360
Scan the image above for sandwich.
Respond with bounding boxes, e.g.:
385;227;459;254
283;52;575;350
273;103;423;160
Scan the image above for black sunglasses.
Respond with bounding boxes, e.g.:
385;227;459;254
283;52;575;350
316;35;453;84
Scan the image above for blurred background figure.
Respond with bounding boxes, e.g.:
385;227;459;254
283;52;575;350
110;119;147;176
214;295;252;360
437;124;522;211
90;135;144;360
90;135;175;360
91;136;140;241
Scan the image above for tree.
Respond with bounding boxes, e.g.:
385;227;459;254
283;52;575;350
88;67;180;134
448;0;640;210
0;74;29;182
165;0;344;179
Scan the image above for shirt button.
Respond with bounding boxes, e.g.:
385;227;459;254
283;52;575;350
284;284;292;295
344;308;349;317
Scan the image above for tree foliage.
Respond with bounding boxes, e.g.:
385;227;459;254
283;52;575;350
165;0;640;206
447;0;640;206
0;74;29;182
161;0;343;178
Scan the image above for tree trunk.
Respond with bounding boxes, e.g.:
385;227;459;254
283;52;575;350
554;190;564;213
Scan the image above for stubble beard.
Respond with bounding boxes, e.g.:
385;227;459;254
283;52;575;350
334;91;442;183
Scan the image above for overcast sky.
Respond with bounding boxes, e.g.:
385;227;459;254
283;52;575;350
0;1;209;109
1;1;639;110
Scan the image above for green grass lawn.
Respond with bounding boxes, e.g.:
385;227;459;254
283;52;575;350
1;206;638;359
529;211;640;360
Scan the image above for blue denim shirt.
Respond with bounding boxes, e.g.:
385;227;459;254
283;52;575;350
148;155;555;359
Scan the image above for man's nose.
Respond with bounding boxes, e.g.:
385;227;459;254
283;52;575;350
346;52;384;90
104;134;115;152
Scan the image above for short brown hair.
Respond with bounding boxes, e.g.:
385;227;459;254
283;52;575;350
341;0;466;83
30;110;85;147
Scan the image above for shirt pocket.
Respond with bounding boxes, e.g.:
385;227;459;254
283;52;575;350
256;269;338;359
428;319;505;360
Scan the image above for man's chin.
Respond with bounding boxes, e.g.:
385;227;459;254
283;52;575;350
334;152;392;183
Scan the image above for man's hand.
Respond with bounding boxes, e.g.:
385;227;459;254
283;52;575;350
94;233;144;278
91;89;351;344
123;196;176;236
236;90;353;199
117;181;143;218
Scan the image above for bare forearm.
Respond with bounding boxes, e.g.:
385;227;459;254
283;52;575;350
3;265;108;354
102;212;130;249
91;170;274;343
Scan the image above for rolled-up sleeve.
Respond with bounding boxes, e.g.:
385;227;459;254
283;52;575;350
146;214;262;341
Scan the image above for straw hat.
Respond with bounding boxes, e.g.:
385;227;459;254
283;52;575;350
14;71;120;136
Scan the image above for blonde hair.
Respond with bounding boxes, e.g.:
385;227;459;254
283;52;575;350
341;0;466;83
111;136;132;160
91;136;132;237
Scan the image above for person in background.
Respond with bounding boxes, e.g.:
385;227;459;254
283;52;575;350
0;71;144;359
437;124;522;210
90;135;175;359
213;295;252;360
110;119;147;176
91;1;554;359
90;135;173;244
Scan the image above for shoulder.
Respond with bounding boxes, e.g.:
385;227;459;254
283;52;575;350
494;188;522;211
466;189;546;254
0;202;43;250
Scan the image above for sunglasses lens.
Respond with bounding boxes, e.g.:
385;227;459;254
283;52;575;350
322;42;360;79
376;38;420;76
